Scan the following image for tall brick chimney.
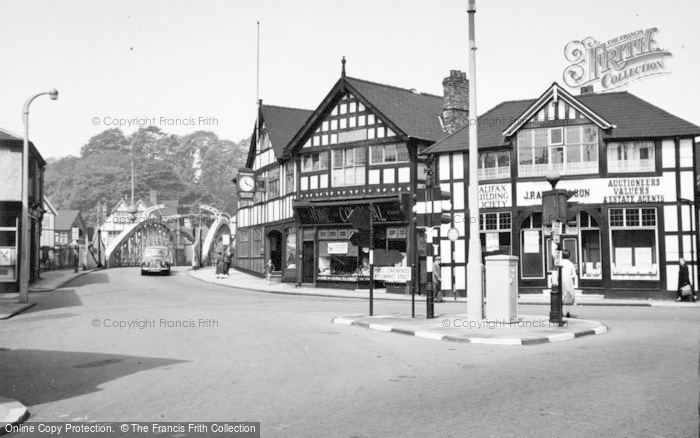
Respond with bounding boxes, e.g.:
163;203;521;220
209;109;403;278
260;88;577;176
442;70;469;134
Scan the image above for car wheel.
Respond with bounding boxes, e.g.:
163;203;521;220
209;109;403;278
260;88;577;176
141;270;145;276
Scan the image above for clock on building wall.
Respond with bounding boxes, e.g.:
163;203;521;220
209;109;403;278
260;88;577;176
237;168;255;199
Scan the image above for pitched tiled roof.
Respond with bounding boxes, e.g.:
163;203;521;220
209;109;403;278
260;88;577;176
345;77;445;142
580;91;700;139
55;210;81;231
261;105;313;158
423;90;700;155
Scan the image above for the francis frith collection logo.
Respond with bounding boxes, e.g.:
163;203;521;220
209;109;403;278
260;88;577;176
563;27;672;91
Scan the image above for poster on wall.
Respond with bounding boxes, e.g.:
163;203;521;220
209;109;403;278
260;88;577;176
327;242;348;254
615;247;633;267
523;230;540;253
635;247;653;268
486;232;500;252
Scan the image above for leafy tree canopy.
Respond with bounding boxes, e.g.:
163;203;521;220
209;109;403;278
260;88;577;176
46;127;249;220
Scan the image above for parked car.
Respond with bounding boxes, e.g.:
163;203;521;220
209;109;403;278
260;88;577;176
141;246;171;275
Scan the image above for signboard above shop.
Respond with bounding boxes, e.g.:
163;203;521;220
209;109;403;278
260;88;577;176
517;176;675;206
295;200;404;225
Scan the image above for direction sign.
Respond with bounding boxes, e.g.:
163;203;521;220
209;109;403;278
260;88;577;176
374;267;412;283
71;227;80;240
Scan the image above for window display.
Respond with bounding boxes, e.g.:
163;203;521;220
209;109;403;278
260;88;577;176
609;207;659;280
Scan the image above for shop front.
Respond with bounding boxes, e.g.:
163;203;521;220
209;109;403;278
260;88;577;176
514;176;672;298
294;197;408;289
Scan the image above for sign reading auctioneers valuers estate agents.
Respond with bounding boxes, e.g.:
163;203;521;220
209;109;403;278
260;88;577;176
563;27;672;91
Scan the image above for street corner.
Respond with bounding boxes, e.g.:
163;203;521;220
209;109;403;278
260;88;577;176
332;313;608;346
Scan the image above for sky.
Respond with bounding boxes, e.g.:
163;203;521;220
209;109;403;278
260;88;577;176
1;0;698;159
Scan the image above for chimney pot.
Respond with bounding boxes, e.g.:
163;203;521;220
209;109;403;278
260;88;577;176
580;85;594;95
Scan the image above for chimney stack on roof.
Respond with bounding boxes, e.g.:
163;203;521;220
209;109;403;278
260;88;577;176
580;85;595;95
442;70;469;134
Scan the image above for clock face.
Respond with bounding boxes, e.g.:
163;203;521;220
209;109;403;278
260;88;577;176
239;175;255;192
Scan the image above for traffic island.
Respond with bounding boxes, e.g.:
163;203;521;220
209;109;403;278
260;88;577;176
332;313;608;346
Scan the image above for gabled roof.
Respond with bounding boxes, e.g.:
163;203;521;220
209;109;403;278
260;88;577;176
43;196;58;216
344;77;445;142
247;104;313;167
284;75;446;157
423;88;700;155
55;210;83;231
502;83;612;137
0;126;46;166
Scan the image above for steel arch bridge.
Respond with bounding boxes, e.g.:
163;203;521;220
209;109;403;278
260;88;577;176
203;215;235;265
105;219;178;267
103;205;235;268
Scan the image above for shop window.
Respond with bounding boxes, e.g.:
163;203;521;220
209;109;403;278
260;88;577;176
332;147;366;187
480;212;511;257
238;230;250;258
251;228;262;257
478;151;510;180
318;240;360;278
518;125;598;177
285;231;297;270
302;152;329;172
520;213;544;279
607;141;655;173
609;207;659;280
579;211;602;279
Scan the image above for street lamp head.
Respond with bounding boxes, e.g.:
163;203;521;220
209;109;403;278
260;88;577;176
48;89;59;100
545;169;561;189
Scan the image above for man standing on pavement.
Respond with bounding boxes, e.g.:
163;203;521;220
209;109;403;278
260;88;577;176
433;255;443;303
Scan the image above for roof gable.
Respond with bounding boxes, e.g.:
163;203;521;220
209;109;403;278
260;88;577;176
55;210;82;230
503;83;612;137
43;196;58;216
284;76;446;157
247;104;313;167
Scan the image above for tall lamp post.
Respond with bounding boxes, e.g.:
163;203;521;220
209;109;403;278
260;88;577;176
20;89;58;303
466;0;483;320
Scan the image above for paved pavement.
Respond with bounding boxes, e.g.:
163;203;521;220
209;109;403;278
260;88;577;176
0;269;98;320
187;266;700;308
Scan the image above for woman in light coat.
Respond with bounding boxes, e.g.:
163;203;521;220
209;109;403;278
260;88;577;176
559;250;577;317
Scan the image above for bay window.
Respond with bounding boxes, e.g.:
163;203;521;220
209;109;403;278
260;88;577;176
518;125;598;177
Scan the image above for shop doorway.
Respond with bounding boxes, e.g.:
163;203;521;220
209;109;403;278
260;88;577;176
302;241;314;283
267;231;283;273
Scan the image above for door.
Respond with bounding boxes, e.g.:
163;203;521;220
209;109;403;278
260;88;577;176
303;241;314;283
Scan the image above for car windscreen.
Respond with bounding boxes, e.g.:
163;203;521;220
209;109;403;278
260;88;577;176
144;248;169;257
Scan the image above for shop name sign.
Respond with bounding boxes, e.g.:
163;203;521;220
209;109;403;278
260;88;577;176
563;27;672;91
603;177;665;204
518;177;673;206
479;184;512;208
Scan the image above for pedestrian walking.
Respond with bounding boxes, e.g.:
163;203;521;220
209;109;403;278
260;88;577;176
215;252;225;279
265;258;274;285
433;255;442;302
676;258;696;302
560;250;577;317
224;246;233;276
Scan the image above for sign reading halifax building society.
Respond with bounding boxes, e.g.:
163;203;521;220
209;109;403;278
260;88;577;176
563;27;672;91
